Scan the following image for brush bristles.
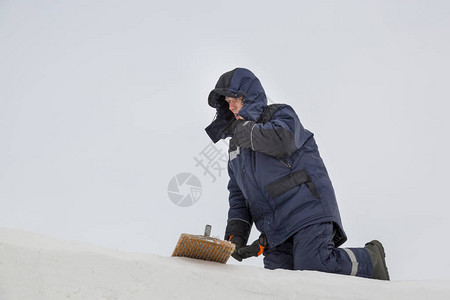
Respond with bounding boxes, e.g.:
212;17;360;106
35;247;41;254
172;233;236;264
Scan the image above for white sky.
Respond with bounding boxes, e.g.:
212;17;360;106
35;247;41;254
1;0;449;281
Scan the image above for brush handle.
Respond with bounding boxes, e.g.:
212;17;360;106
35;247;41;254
204;225;212;237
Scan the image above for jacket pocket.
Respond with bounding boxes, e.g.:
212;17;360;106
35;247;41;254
265;169;320;199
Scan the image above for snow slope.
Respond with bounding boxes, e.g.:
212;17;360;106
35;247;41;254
0;228;448;300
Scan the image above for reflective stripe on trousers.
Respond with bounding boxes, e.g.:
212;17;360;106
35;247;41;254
343;248;359;276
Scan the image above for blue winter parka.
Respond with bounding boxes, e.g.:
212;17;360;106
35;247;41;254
206;68;347;248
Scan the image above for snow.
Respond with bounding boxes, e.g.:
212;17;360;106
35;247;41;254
1;228;449;300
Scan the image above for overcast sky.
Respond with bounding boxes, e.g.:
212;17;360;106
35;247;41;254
1;0;449;281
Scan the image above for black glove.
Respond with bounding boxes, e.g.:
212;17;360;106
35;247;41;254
233;120;255;149
236;234;267;260
228;235;246;262
227;118;243;132
225;219;252;262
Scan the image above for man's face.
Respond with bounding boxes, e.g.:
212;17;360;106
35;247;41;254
225;97;244;120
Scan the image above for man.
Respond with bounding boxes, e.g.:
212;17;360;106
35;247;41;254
205;68;389;280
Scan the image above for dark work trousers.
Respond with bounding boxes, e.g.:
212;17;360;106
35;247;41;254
263;222;373;278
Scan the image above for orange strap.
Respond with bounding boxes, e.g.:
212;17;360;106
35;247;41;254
257;244;265;256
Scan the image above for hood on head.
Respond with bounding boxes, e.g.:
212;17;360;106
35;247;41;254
207;68;245;108
208;68;267;120
205;68;268;142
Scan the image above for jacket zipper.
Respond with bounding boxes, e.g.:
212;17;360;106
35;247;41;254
280;159;292;170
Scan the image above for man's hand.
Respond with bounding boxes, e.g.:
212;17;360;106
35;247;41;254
225;219;253;262
230;234;267;262
229;235;246;262
236;239;264;259
233;119;255;149
228;119;245;133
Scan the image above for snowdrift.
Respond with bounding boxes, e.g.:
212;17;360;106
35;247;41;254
0;228;448;300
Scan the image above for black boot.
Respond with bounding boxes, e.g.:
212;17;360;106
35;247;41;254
365;240;390;280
